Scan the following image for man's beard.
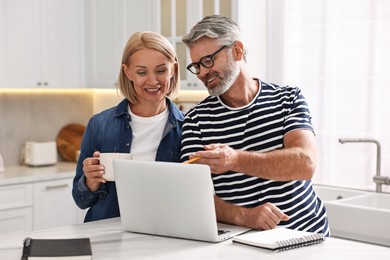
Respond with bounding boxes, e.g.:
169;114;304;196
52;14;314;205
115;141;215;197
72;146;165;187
208;55;240;97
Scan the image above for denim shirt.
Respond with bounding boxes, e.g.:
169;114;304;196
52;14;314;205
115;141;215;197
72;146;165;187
72;98;184;222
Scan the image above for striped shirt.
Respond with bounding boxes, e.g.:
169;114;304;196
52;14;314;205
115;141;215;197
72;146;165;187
180;80;330;236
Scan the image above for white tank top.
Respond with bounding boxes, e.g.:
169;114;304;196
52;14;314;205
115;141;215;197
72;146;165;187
128;106;169;161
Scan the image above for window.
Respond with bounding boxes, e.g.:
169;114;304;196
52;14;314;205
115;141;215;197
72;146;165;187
267;0;390;191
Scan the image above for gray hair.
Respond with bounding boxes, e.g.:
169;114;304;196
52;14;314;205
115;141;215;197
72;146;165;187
182;15;247;61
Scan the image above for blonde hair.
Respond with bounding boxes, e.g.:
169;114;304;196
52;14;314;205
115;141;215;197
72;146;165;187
117;31;180;104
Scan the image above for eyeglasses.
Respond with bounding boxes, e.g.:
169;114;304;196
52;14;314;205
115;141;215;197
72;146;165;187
186;45;228;75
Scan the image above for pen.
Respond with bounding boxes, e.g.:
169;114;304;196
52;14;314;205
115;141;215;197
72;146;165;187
182;147;221;164
182;156;202;164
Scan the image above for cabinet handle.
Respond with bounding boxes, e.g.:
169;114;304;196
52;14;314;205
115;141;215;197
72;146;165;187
45;184;69;190
37;82;42;86
44;82;48;86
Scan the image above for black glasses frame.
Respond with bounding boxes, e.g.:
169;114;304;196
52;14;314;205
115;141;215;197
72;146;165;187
186;45;228;74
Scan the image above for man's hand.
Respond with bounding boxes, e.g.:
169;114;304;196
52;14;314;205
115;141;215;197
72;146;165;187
214;196;289;230
190;144;238;174
243;203;290;230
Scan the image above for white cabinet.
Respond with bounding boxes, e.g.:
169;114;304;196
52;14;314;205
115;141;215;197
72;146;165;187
33;178;85;230
159;0;266;90
0;0;264;89
0;0;83;88
158;0;236;90
0;184;33;234
84;0;159;88
0;177;86;234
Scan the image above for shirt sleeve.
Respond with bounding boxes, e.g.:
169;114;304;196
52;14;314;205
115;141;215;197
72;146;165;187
180;112;205;162
72;117;107;209
283;87;315;135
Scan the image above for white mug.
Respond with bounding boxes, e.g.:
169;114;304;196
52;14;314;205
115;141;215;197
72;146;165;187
97;153;132;181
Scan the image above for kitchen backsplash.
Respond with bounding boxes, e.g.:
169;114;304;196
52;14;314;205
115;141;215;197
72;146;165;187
0;90;93;166
0;89;207;166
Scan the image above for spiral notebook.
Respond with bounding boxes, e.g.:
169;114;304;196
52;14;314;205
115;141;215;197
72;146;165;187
232;227;325;252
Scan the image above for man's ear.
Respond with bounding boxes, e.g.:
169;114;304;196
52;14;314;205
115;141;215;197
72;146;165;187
232;41;244;61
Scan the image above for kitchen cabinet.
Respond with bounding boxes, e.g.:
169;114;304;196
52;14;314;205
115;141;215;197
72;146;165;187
0;178;84;234
33;178;85;230
159;0;235;90
0;0;83;88
0;183;33;234
84;0;237;90
84;0;159;88
0;162;86;234
159;0;266;90
0;0;264;89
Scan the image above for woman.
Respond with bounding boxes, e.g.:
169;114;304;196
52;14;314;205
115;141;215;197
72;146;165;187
72;31;184;222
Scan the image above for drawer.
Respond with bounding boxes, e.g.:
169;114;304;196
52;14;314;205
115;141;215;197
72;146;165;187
0;183;33;210
0;207;33;234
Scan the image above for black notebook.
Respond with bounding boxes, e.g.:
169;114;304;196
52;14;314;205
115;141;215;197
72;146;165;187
232;228;325;252
21;237;92;259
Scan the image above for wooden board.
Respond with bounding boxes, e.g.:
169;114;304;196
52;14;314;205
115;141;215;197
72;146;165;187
56;124;86;162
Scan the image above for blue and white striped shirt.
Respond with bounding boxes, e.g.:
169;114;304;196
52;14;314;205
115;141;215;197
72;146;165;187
181;80;330;236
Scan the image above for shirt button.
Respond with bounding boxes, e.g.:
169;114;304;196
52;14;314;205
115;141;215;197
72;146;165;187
100;192;107;198
126;143;130;147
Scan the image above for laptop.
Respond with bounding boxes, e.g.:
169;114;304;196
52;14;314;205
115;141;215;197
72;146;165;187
113;160;251;242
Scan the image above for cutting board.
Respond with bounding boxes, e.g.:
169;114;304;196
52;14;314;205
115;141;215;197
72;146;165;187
56;124;86;162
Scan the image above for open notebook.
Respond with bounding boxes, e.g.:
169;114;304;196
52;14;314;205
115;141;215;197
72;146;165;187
113;160;251;242
233;227;325;252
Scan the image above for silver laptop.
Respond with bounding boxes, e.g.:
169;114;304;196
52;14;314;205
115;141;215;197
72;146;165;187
113;160;251;242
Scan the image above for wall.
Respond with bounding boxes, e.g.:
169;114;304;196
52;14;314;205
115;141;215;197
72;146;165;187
0;90;93;166
0;89;206;167
92;89;124;114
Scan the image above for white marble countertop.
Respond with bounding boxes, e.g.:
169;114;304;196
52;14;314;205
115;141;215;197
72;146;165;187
0;162;77;186
0;217;389;259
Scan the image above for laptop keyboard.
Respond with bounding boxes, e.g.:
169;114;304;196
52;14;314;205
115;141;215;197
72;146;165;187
218;229;231;235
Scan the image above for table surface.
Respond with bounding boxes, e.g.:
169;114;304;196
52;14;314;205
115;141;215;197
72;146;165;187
0;217;389;259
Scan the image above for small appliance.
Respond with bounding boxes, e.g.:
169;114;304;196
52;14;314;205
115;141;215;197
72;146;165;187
22;141;57;166
0;153;4;172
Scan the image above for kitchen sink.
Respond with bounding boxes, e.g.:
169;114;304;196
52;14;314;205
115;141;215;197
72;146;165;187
313;185;366;201
313;185;390;246
342;193;390;209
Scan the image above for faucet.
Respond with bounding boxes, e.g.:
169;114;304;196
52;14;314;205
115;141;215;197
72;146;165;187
339;138;390;193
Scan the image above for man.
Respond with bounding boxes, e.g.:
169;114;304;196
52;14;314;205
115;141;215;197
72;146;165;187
180;15;329;236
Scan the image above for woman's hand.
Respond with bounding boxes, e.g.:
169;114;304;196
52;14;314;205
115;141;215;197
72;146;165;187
83;151;106;192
